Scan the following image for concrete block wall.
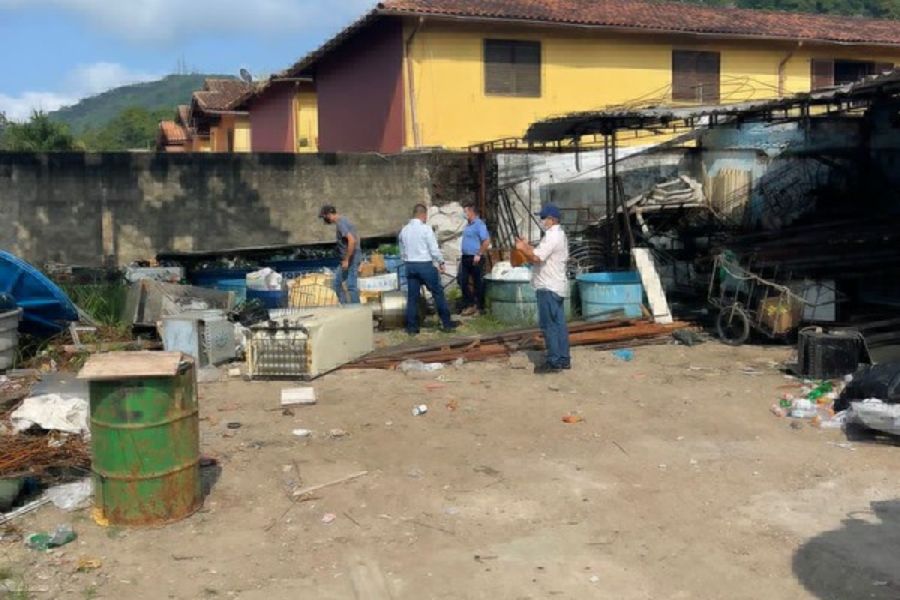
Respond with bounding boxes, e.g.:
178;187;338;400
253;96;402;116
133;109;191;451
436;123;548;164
0;151;480;267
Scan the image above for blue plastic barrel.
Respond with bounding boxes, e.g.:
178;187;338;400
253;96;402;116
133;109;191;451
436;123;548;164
577;272;644;321
213;279;247;302
246;288;287;309
0;251;78;336
383;256;407;290
486;278;573;325
190;268;255;289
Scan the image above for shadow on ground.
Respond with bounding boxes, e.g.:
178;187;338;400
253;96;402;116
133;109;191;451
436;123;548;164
793;499;900;599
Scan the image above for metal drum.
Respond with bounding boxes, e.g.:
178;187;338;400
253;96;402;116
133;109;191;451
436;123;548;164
83;353;201;526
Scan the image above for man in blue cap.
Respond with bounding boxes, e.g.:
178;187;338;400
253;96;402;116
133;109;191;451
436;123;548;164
515;204;570;374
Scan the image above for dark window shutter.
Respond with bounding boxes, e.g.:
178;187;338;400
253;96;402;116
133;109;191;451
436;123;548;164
672;50;720;103
513;42;541;97
485;39;541;97
485;41;514;95
811;59;835;90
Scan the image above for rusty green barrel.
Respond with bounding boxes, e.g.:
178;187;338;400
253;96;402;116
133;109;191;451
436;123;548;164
80;352;201;527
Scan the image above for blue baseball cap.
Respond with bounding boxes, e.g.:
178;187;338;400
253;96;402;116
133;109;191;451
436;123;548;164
538;204;562;220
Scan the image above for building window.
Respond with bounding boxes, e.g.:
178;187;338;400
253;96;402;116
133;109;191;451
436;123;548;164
484;39;541;97
811;59;893;90
672;50;721;103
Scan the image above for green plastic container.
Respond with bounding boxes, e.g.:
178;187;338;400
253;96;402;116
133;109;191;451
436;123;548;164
485;278;574;325
83;353;201;527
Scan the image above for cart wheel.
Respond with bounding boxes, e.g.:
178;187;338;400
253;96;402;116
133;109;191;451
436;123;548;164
717;305;750;346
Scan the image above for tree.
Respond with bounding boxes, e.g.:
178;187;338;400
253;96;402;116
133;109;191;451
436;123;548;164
81;107;170;151
0;111;80;152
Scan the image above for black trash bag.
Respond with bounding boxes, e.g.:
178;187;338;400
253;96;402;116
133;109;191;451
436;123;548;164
835;362;900;412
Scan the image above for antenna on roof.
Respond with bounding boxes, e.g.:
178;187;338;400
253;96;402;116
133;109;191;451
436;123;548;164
239;68;253;84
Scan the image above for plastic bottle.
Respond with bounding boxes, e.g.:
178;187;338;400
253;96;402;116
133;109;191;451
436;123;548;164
412;405;428;416
791;398;819;419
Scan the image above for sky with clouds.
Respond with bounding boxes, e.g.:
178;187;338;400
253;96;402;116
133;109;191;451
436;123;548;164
0;0;373;121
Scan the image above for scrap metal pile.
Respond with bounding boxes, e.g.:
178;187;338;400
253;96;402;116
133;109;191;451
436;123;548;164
346;319;688;370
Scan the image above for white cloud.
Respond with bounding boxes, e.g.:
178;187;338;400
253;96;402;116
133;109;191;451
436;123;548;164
0;0;374;42
0;92;78;121
0;62;161;122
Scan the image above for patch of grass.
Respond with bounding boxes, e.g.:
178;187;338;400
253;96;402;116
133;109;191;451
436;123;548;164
59;282;128;327
82;587;99;600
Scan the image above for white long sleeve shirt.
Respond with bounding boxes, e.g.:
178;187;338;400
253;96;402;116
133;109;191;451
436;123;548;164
532;224;569;297
399;218;444;264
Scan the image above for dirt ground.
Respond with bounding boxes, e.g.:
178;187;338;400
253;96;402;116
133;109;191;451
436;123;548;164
3;341;900;600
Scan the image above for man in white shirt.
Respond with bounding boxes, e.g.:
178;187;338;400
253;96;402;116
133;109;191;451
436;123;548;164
515;204;571;374
399;204;459;335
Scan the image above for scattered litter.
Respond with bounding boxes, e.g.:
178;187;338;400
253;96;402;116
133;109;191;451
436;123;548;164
321;513;337;524
452;358;465;369
282;408;294;417
0;497;51;526
612;349;634;362
76;558;102;572
227;367;242;378
291;471;369;498
45;479;92;511
790;399;819;419
445;400;459;412
407;468;424;479
589;575;600;583
424;383;446;392
25;524;76;551
827;441;856;451
562;415;584;424
770;404;787;418
399;360;445;373
281;387;317;407
548;384;561;392
412;405;429;417
11;394;89;435
818;411;848;430
292;429;312;439
226;422;242;430
329;429;348;438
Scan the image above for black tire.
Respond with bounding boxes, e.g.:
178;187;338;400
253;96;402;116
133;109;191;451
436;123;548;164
717;305;750;346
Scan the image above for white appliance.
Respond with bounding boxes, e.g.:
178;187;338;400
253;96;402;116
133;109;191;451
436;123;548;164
247;306;374;380
161;310;236;367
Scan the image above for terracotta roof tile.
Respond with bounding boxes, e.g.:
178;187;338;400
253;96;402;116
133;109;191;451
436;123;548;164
158;121;189;144
378;0;900;45
193;78;253;112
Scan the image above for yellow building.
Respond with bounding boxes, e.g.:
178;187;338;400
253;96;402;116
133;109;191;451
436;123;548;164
287;0;900;152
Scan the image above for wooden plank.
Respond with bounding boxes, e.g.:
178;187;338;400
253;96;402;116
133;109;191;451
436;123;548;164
78;351;191;380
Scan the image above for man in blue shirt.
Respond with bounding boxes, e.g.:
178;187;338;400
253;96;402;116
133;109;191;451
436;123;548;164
319;205;361;304
398;204;459;335
457;203;491;316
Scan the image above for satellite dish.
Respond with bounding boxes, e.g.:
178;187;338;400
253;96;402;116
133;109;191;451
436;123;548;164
239;68;253;84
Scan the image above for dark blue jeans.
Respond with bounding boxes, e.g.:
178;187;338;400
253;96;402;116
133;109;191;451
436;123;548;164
333;252;361;304
457;255;485;311
405;262;453;333
536;289;571;368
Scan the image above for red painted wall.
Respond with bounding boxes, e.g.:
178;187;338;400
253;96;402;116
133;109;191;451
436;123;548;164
249;82;295;153
316;18;406;153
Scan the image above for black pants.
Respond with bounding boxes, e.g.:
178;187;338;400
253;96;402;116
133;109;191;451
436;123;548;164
457;255;485;311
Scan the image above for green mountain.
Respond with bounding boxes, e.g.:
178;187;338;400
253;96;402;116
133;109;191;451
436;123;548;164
50;73;228;135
